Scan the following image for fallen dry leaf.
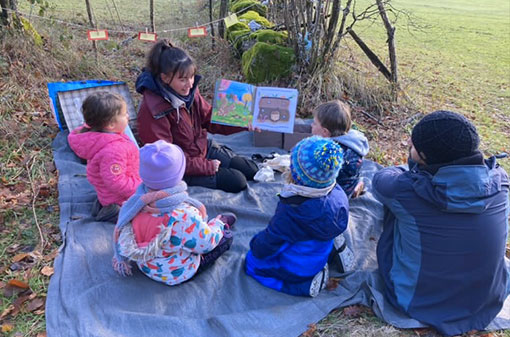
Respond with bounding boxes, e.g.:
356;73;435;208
12;253;30;263
413;327;438;336
34;309;45;315
326;277;341;291
0;281;5;289
26;297;45;312
3;284;30;297
41;266;54;277
7;279;29;289
1;323;14;333
342;305;371;318
301;323;316;337
36;332;47;337
43;248;59;262
37;184;51;198
0;305;15;319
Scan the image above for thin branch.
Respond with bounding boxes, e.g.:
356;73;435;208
26;156;45;252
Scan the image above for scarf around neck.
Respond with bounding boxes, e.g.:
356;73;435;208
112;181;205;276
156;75;200;110
279;182;336;198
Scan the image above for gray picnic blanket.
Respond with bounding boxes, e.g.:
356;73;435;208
46;130;510;337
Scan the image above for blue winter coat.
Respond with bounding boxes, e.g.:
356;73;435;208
245;185;349;296
373;154;509;336
332;130;370;196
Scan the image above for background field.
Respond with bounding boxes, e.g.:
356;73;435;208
1;0;509;336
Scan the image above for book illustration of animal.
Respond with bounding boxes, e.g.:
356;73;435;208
257;97;290;123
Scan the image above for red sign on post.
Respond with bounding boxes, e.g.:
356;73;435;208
87;30;109;41
187;26;207;38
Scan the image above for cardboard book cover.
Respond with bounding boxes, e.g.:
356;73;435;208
211;79;298;134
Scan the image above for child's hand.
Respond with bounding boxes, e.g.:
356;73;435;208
198;204;208;220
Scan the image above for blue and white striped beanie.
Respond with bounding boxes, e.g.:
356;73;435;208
290;136;343;189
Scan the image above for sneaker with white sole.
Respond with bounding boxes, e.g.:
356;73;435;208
329;234;355;273
309;264;329;297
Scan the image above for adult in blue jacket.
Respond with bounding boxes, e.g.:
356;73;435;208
373;110;509;336
245;136;349;297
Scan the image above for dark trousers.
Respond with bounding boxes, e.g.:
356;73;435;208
196;230;234;272
184;140;259;193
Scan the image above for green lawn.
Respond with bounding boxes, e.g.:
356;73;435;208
350;0;510;170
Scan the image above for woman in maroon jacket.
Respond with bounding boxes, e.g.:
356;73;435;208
136;39;258;193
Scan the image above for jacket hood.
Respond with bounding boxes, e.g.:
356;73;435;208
410;155;508;214
135;70;201;106
332;129;370;156
68;129;127;160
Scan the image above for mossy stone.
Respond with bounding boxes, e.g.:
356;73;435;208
228;29;254;55
250;29;288;45
226;22;250;37
239;10;273;28
230;0;268;17
241;42;295;84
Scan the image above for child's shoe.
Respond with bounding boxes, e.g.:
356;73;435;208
329;234;355;273
219;212;237;230
309;264;329;297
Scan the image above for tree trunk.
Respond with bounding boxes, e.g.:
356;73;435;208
84;0;98;60
1;0;11;26
376;0;398;84
347;28;392;82
149;0;155;32
218;0;228;38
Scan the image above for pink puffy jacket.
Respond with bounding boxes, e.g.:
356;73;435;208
68;127;141;206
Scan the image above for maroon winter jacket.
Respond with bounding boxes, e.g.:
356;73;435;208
137;89;244;176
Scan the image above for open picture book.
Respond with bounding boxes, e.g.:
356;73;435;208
211;79;299;134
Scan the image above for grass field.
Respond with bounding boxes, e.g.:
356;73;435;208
348;0;510;170
1;0;509;336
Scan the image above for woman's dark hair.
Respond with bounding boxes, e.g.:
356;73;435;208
313;100;352;137
145;39;196;81
81;91;125;131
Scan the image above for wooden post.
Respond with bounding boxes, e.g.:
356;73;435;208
218;0;228;38
84;0;98;62
209;0;215;50
149;0;155;33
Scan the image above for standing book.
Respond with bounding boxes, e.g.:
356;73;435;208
211;79;298;134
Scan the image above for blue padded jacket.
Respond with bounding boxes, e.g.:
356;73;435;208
245;185;349;295
373;155;509;336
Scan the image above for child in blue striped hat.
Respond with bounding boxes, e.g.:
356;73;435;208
245;136;351;297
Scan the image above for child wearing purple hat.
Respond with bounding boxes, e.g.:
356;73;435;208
112;140;236;285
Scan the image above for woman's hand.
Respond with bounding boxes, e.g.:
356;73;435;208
247;122;262;133
212;159;221;172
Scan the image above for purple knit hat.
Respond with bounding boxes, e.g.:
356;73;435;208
139;140;186;190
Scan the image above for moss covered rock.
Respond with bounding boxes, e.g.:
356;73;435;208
231;0;268;17
239;10;273;29
228;29;255;55
226;22;250;37
241;42;295;83
250;29;288;45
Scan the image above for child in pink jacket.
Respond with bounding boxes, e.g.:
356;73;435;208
68;92;141;222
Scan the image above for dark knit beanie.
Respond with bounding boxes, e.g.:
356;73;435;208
411;110;479;165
